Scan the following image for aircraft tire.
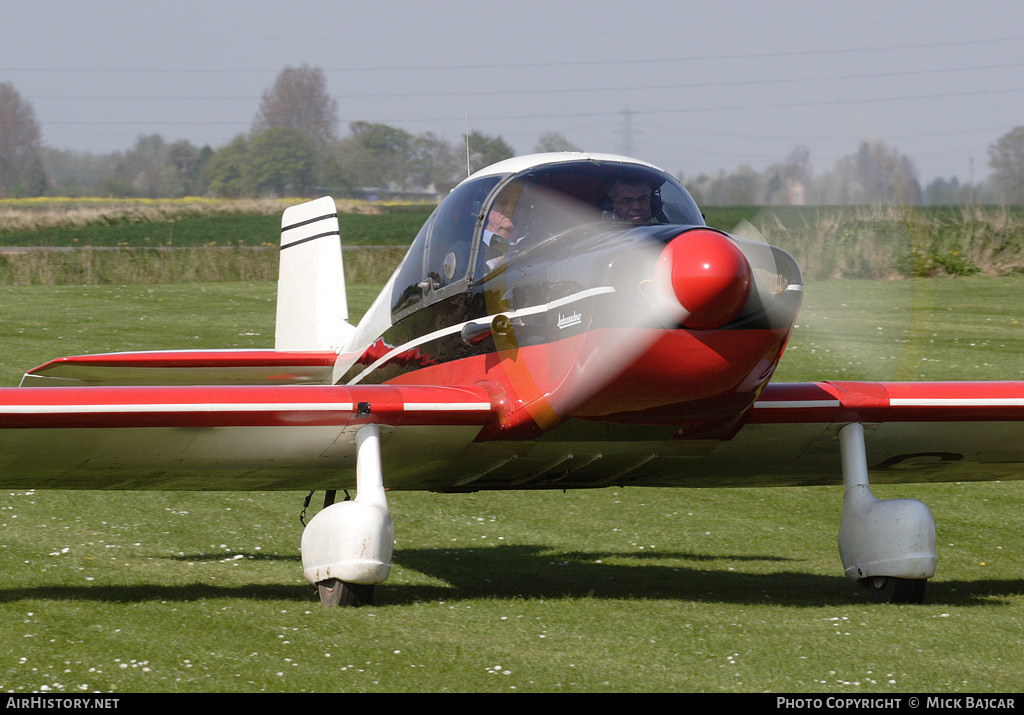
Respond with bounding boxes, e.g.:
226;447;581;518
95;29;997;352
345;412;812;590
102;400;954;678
867;576;926;604
317;578;375;607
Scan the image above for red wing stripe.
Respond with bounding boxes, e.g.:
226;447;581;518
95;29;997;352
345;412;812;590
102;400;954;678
0;385;495;429
0;402;356;414
751;381;1024;424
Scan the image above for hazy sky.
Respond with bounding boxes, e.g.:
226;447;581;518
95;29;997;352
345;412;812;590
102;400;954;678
2;0;1022;185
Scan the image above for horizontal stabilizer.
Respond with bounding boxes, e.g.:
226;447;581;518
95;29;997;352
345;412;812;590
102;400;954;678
20;349;338;387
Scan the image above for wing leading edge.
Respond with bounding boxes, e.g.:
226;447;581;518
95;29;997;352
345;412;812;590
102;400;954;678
684;380;1024;487
19;349;340;387
2;377;1023;491
0;383;496;490
751;380;1024;424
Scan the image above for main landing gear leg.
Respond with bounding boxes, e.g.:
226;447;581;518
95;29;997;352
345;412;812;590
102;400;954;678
837;423;936;604
300;424;395;607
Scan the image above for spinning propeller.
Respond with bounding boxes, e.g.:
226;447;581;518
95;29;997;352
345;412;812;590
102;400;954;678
480;183;800;424
730;208;927;384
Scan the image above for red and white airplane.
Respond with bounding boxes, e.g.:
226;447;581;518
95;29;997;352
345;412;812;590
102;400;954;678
2;152;1022;607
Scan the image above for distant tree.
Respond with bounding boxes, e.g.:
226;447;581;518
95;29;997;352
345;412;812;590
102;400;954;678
207;135;253;197
252;65;338;144
159;139;211;196
763;172;786;204
325;123;464;196
988;125;1024;204
813;141;920;205
119;134;166;197
333;121;417;190
408;131;461;192
349;121;410;152
682;172;710;205
686;166;762;206
42;148;119;197
467;130;514;173
762;145;813;204
783;144;813;184
855;141;921;205
534;132;581;153
717;165;761;205
0;82;46;196
923;176;979;206
853;142;891;202
185;144;215;195
90;134;210;198
243;127;315;197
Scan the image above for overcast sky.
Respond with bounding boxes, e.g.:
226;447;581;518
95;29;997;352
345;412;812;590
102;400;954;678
2;0;1022;185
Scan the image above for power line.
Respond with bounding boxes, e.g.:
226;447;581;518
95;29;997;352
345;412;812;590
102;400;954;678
3;35;1023;75
23;61;1024;103
28;86;1024;128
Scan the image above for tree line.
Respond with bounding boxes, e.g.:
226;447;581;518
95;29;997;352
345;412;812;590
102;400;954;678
2;66;1024;205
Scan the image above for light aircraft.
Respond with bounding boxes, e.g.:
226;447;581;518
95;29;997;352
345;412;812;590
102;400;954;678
2;152;1022;607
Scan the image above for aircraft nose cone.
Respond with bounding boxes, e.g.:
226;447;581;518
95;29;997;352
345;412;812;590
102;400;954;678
655;229;752;330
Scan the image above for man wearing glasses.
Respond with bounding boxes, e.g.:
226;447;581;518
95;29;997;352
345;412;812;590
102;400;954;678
606;178;657;224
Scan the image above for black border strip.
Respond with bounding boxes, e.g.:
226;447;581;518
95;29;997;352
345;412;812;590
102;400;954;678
281;211;338;233
280;230;341;250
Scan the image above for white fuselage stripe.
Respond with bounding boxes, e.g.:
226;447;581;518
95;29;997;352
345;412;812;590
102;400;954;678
753;400;840;409
348;286;616;385
403;403;492;411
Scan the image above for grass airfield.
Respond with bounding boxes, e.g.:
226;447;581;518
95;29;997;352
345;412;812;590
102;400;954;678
0;277;1022;693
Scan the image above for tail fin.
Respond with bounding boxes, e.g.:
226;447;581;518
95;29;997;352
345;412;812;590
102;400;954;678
275;197;355;351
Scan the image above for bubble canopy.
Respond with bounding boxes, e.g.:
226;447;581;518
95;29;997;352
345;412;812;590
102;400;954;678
388;154;705;318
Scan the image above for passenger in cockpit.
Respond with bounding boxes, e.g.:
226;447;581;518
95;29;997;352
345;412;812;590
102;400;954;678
605;177;657;224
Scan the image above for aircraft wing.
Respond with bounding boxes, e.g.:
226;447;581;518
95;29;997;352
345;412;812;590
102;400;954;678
670;380;1024;487
4;354;1024;492
411;379;1024;491
345;379;1024;492
0;382;496;491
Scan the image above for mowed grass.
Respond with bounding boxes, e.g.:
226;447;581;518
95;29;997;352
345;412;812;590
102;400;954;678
1;277;1023;693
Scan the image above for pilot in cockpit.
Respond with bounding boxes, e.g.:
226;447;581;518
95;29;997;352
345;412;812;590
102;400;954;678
482;195;515;247
480;187;523;271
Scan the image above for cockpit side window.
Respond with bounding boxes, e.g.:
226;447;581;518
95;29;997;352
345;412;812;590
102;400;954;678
653;178;705;226
390;211;433;316
475;180;533;276
390;176;503;319
425;176;501;292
